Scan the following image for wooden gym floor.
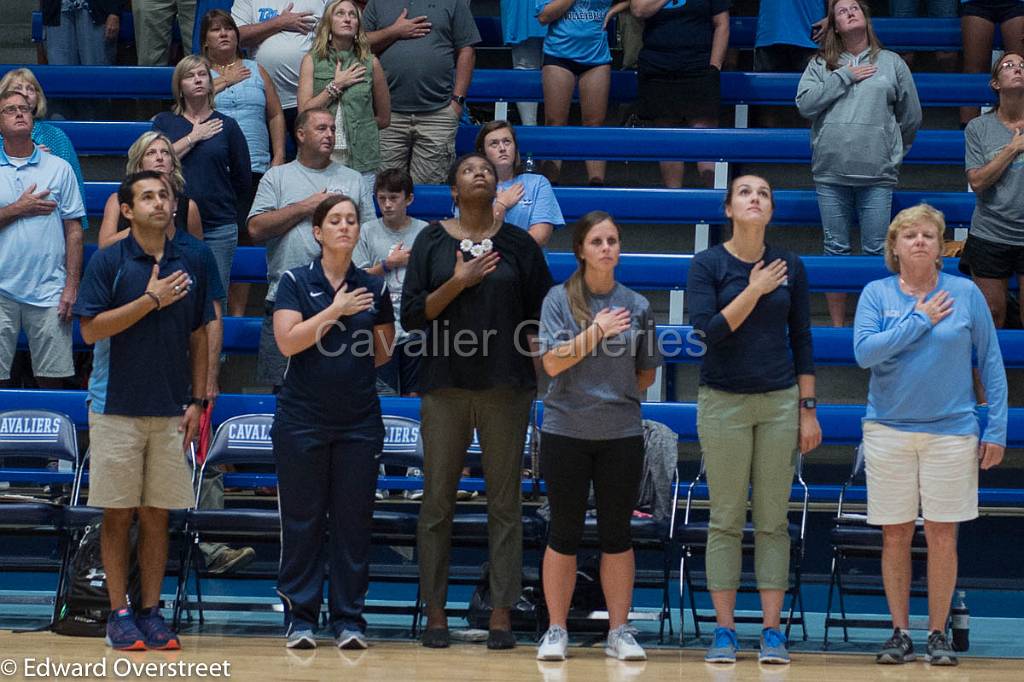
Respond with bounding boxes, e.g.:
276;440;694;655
0;632;1019;681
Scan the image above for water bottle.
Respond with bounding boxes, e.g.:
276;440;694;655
524;153;535;174
950;590;970;652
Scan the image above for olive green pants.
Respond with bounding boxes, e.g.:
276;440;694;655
697;385;799;591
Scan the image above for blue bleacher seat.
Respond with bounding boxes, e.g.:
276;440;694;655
7;65;995;109
51;121;966;164
31;14;978;52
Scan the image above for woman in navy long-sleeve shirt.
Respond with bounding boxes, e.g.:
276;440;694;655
686;174;821;665
153;54;251;307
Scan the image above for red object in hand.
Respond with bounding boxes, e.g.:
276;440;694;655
196;404;213;466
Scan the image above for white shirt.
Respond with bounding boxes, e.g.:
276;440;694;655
232;0;328;109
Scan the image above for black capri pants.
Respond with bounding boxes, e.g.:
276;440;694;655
542;431;645;555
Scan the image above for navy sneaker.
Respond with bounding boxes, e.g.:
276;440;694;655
134;606;181;650
105;607;146;651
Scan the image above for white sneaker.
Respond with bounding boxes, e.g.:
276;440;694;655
336;629;368;650
286;628;316;649
537;625;569;661
605;625;646;661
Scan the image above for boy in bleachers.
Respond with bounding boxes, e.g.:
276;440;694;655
353;168;426;397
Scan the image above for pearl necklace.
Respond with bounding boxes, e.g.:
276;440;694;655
457;217;495;257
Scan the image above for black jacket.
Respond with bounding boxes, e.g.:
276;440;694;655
41;0;125;27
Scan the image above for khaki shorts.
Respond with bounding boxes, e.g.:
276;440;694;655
863;421;979;525
0;294;73;380
87;411;194;509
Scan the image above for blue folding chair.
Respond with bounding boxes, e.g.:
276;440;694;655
0;409;83;622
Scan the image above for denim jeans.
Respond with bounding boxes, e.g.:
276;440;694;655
203;222;237;306
815;183;893;256
45;9;115;65
510;37;543;126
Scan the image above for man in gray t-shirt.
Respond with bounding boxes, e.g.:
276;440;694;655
965;111;1024;248
247;108;372;386
363;0;480;185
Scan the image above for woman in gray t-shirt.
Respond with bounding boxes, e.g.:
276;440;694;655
963;51;1024;328
535;211;662;662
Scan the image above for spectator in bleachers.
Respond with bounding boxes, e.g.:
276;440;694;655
631;0;729;189
133;0;197;65
364;0;479;185
474;120;564;246
796;0;922;327
500;0;546;125
271;194;395;650
538;0;629;186
233;0;326;148
960;0;1024;126
853;204;1007;668
0;89;84;389
890;0;957;72
353;168;426;396
535;211;661;663
754;0;824;73
687;175;820;666
41;0;121;66
98;132;203;245
202;9;287;317
247;107;373;388
297;0;390;205
153;54;252;309
962;52;1024;328
0;69;90;231
74;170;213;651
402;153;553;650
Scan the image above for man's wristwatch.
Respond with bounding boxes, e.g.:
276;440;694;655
799;397;817;410
451;94;466;106
189;397;209;409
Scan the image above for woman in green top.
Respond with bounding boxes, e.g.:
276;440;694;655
298;0;391;188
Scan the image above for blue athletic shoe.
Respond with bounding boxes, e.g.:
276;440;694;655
105;607;146;651
759;627;790;664
704;627;738;663
134;606;181;650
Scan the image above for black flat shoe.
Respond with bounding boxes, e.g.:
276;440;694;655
421;627;450;648
487;628;516;650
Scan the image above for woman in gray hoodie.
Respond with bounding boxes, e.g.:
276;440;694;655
796;0;921;326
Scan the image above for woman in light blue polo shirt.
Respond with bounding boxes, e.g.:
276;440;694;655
537;0;629;186
475;120;564;247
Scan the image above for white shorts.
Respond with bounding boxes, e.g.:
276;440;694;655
0;294;74;380
862;421;979;525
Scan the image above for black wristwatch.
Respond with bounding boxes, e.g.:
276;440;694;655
189;397;209;409
799;397;817;410
451;94;466;106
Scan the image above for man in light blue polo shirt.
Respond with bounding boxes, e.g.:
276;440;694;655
0;90;84;388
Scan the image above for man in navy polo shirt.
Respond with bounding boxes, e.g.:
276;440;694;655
74;171;213;651
0;89;84;389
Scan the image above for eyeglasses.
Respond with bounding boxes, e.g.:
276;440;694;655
0;105;31;116
999;60;1024;72
836;5;862;17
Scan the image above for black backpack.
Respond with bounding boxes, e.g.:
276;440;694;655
52;517;142;637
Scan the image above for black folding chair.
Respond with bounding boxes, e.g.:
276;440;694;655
670;453;809;642
0;408;83;622
823;444;929;648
